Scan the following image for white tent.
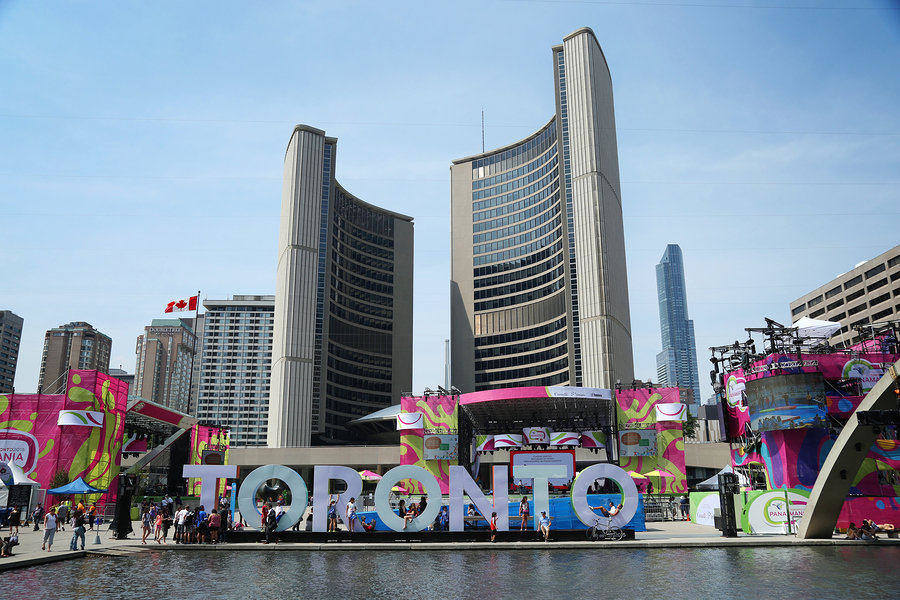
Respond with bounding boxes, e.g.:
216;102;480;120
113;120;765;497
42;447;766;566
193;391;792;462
792;316;841;340
696;465;750;490
0;462;40;508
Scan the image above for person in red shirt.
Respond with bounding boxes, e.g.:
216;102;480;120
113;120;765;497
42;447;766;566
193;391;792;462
490;511;498;542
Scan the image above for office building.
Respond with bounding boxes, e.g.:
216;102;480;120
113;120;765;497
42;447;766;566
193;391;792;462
655;244;701;406
133;318;197;413
108;368;135;390
197;295;274;447
0;311;23;393
38;321;112;393
269;125;414;446
450;28;634;392
790;245;900;347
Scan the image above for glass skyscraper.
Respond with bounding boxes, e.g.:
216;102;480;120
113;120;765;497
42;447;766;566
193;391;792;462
655;244;700;405
450;28;634;392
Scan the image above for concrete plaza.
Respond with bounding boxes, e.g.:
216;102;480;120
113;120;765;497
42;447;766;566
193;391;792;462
2;520;897;572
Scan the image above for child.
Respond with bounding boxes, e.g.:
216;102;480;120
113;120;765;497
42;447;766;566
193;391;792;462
490;511;498;542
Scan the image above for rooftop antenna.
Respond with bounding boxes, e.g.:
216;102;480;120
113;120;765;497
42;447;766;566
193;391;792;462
481;109;485;153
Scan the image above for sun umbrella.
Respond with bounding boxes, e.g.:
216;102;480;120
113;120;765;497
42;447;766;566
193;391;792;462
644;470;675;498
359;470;382;481
391;484;409;494
627;471;647;479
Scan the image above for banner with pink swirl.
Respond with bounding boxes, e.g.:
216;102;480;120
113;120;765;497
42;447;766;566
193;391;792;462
0;370;127;507
399;395;458;493
615;388;687;494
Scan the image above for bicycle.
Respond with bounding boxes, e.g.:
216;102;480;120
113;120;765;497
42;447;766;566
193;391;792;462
586;514;625;541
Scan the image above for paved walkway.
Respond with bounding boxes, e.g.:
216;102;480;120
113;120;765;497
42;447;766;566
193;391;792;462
1;520;896;571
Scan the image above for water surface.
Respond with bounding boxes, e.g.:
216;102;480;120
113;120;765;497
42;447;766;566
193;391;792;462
4;546;898;600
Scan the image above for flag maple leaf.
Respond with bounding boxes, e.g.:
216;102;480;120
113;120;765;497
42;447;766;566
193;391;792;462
176;300;187;309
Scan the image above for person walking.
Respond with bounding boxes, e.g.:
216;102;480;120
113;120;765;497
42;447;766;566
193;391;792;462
88;503;98;531
41;507;58;551
31;503;44;531
56;502;69;532
141;505;153;544
680;496;689;521
70;509;86;551
490;511;498;543
8;506;21;534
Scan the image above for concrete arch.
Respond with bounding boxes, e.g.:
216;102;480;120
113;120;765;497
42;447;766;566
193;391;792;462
796;359;899;539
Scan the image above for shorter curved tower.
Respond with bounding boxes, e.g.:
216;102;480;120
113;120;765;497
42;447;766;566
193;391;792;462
269;125;413;446
451;28;633;392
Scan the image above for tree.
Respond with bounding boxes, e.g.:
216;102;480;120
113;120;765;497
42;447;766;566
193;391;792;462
50;469;71;490
682;411;698;440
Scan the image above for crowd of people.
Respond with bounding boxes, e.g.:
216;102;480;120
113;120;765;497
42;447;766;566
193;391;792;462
845;519;892;541
139;494;233;545
0;499;96;555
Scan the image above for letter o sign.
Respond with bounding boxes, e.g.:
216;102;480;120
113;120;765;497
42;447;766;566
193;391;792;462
236;464;308;531
374;465;442;532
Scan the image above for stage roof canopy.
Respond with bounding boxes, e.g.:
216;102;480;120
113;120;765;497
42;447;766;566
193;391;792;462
460;387;616;434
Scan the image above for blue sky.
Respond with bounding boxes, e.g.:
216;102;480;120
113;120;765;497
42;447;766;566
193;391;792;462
2;1;898;401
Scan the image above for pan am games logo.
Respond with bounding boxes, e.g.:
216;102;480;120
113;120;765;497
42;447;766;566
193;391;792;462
763;496;806;526
725;373;746;409
0;429;39;474
842;359;884;392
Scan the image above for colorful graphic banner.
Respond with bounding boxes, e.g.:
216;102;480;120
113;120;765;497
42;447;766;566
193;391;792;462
615;388;687;494
655;403;687;422
741;488;809;534
0;370;128;507
475;434;494;453
423;434;459;460
689;491;722;526
188;424;230;498
723;369;750;438
745;372;828;432
399;395;459;494
580;430;607;449
493;434;524;449
836;496;900;530
57;410;105;427
396;412;424;430
522;427;551;444
549;431;580;446
618;429;656;456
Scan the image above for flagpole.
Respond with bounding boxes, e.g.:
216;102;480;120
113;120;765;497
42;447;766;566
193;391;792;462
186;290;200;415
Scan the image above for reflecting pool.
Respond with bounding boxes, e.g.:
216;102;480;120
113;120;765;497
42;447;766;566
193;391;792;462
5;546;899;600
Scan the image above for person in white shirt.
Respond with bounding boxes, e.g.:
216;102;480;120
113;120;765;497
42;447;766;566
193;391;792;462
175;507;189;543
346;498;358;534
42;507;58;551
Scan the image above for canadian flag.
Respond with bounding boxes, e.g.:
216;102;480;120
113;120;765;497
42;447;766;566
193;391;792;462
165;295;198;313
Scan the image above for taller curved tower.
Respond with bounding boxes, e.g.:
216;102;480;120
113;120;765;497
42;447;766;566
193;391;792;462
451;28;633;392
269;125;413;446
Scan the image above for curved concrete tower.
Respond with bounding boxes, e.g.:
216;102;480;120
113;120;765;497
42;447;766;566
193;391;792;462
451;28;633;392
269;125;413;446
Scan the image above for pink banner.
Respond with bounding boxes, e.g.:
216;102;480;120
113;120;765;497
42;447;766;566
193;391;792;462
615;388;686;494
0;370;128;507
836;496;900;530
188;424;230;498
399;395;458;493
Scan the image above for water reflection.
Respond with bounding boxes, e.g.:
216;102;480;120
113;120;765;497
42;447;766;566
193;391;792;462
3;547;898;600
